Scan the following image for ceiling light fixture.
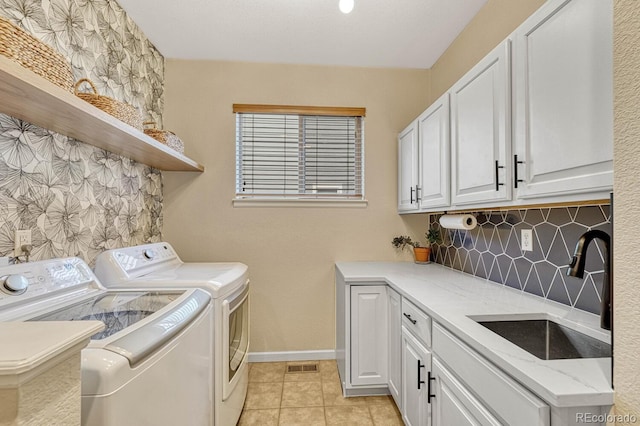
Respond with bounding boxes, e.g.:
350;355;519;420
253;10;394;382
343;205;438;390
339;0;354;14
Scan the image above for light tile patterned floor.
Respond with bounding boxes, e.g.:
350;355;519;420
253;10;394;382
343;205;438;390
238;360;403;426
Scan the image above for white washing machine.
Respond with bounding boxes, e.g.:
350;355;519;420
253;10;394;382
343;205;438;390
94;242;249;426
0;257;214;426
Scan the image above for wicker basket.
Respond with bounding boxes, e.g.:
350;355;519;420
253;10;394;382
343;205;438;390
0;16;74;92
74;79;143;130
143;121;185;154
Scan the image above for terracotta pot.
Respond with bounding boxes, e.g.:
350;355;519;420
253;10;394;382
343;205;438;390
413;247;430;263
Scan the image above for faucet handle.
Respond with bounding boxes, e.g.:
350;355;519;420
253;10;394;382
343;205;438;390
568;256;578;268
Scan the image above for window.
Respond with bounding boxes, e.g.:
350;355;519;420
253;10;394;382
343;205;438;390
234;104;365;204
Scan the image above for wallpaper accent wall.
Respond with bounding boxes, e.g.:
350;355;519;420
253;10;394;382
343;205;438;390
429;205;611;314
0;0;165;265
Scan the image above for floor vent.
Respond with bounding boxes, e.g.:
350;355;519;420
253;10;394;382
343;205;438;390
286;363;318;373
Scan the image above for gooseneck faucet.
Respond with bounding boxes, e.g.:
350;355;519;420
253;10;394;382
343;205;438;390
566;229;612;330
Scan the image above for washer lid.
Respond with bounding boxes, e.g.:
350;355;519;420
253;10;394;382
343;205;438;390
32;291;184;340
31;289;211;366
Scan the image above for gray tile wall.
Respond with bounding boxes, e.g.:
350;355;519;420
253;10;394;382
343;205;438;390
429;205;611;314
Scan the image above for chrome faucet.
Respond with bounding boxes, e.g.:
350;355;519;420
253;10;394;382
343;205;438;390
567;229;612;330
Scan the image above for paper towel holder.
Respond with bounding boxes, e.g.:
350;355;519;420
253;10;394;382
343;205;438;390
438;213;478;230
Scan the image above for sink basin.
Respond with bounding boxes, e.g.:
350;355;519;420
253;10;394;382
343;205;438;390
476;318;611;360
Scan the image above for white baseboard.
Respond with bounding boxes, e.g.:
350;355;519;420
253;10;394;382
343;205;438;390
248;349;336;363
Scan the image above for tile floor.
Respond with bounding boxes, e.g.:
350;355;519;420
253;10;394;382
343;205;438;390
238;360;403;426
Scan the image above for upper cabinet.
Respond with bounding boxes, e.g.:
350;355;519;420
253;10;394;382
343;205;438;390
0;56;204;172
397;0;612;213
418;94;451;210
398;121;420;212
450;41;511;206
512;0;613;199
398;93;450;213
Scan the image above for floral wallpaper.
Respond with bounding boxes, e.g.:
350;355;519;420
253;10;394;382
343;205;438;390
0;0;165;265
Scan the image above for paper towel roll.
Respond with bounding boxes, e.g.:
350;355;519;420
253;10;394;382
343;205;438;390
439;214;477;230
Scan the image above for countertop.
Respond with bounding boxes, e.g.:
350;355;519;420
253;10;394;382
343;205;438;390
335;261;614;408
0;321;104;386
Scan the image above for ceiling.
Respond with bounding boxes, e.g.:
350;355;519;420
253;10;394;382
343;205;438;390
117;0;488;69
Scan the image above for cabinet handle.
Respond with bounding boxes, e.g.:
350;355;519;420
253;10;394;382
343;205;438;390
403;313;417;324
495;161;505;191
514;155;524;189
415;185;421;202
417;360;426;389
410;186;415;204
427;371;436;403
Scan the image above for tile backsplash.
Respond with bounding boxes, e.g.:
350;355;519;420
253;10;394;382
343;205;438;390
0;0;165;265
429;205;611;314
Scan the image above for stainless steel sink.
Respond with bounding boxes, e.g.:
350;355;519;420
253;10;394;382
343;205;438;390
476;318;611;360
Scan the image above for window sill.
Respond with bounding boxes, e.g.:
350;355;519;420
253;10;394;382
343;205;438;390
232;198;368;208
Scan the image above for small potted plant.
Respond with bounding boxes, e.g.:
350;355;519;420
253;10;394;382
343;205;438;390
391;235;429;263
423;227;441;263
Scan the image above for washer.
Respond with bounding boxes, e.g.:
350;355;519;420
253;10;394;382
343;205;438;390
0;257;214;426
94;242;249;426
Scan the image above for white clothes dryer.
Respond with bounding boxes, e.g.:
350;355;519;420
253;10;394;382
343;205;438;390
94;242;249;426
0;257;214;426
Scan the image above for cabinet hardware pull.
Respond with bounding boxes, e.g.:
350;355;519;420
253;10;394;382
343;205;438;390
417;360;426;389
514;155;525;189
415;185;421;202
427;371;436;403
403;313;417;324
410;186;415;204
495;160;505;191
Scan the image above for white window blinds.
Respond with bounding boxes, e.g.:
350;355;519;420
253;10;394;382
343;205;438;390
234;105;365;200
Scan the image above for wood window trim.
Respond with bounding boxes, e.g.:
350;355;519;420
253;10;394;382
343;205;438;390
233;104;366;117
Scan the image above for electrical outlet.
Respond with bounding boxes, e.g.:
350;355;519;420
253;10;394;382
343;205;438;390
521;229;533;252
14;230;32;256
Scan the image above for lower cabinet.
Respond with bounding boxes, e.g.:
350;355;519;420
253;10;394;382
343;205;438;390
337;269;609;426
401;326;432;426
350;285;388;386
432;323;550;426
388;288;402;406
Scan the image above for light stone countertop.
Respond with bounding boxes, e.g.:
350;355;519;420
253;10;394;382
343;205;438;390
0;321;104;386
335;261;614;408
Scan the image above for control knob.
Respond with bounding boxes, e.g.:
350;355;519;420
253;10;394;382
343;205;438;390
143;249;155;260
1;274;29;295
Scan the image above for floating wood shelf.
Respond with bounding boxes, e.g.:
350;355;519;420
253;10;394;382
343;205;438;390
0;56;203;172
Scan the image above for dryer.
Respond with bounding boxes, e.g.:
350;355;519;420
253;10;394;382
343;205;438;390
94;242;249;426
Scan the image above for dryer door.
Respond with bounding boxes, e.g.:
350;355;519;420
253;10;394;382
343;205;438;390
223;284;249;399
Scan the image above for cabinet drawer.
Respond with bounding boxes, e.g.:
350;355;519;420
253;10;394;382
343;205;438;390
433;323;549;426
401;299;431;347
432;357;501;426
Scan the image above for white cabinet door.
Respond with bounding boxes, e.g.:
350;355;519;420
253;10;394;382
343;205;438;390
402;327;432;426
431;358;501;426
450;40;511;206
418;93;450;210
398;121;419;212
513;0;613;199
350;286;388;386
388;288;402;406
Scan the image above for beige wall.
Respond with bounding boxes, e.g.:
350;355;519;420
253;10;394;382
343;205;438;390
429;0;545;102
613;0;640;421
162;61;430;352
160;0;640;418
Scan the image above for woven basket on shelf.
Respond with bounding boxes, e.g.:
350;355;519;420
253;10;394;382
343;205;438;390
0;16;74;92
143;121;185;154
74;78;143;130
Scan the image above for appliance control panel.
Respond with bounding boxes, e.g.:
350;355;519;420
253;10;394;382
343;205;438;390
0;258;95;308
109;243;179;273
